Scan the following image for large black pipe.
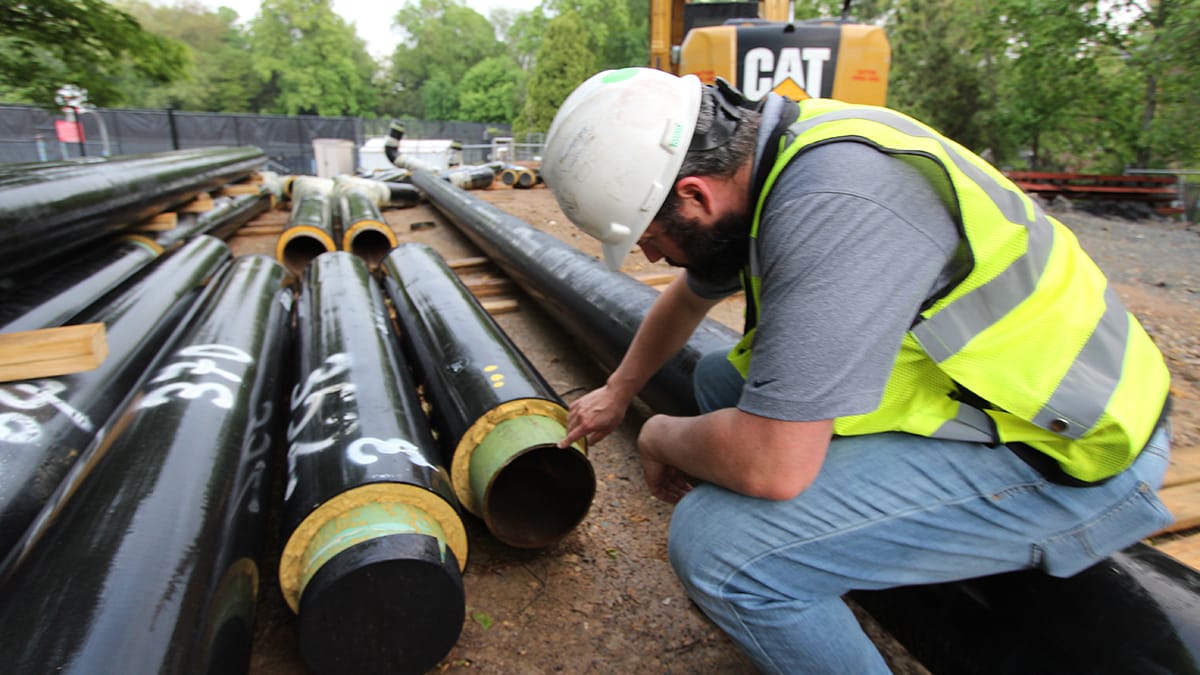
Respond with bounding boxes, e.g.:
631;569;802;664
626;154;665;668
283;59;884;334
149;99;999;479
0;236;162;332
275;186;336;278
0;235;231;558
382;242;595;549
412;173;1200;672
853;542;1200;673
409;169;733;417
0;254;291;674
337;186;397;267
0;146;263;276
280;251;467;675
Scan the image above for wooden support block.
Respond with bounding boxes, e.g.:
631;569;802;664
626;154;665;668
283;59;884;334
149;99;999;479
1156;535;1200;572
135;211;178;232
634;271;679;287
220;184;263;196
1158;482;1200;534
234;224;287;237
0;323;108;382
180;193;215;213
448;256;491;272
463;277;515;298
481;298;518;315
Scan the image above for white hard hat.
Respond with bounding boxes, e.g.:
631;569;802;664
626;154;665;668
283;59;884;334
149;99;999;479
542;68;702;270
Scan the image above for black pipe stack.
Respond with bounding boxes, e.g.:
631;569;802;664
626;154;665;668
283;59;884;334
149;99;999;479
280;251;467;675
0;146;263;278
336;186;396;267
0;235;231;557
382;242;595;549
156;191;271;250
0;255;291;674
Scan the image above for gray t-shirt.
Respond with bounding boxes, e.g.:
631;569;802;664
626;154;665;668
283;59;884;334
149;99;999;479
692;140;963;422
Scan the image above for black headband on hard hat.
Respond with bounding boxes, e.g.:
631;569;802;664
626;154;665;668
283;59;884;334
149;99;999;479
688;77;752;153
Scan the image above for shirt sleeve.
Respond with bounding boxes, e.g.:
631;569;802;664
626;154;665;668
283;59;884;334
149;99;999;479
736;141;962;422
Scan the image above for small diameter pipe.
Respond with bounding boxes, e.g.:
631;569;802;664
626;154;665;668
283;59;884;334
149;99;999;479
0;236;162;332
0;146;263;276
275;190;336;278
409;169;737;417
280;252;467;675
382;243;595;548
156;191;270;249
0;255;291;673
0;235;232;559
337;187;396;267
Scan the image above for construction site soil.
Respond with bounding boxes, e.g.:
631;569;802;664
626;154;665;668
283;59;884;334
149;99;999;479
238;184;1200;674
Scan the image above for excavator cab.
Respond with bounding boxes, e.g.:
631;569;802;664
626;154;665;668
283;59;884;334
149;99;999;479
649;0;890;105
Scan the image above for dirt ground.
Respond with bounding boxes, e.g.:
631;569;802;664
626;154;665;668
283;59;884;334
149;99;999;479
242;182;1200;675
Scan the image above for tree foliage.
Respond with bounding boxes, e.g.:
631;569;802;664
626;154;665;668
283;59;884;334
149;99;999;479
459;56;527;123
0;0;187;107
114;1;259;113
386;0;505;119
248;0;379;116
519;10;595;135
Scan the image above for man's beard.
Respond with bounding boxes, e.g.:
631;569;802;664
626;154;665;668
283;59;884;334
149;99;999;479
657;207;751;285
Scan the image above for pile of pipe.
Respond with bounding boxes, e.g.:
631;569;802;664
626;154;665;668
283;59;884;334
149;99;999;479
0;147;598;675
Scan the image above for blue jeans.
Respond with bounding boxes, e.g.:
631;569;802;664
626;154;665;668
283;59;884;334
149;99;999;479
670;350;1174;674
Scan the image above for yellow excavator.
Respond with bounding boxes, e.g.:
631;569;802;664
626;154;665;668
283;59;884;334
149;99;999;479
649;0;890;104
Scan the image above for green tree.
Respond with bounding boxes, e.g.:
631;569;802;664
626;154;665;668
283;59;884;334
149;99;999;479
458;56;527;123
114;1;260;112
248;0;379;116
0;0;187;107
885;0;996;153
519;10;595;135
544;0;647;71
386;0;504;119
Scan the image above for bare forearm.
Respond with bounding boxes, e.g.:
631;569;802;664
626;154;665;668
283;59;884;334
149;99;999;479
639;409;831;501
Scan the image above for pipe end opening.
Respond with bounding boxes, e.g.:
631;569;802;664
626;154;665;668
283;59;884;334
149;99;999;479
484;443;596;549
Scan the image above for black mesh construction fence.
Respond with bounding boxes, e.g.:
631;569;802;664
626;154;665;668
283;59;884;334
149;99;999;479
0;104;508;174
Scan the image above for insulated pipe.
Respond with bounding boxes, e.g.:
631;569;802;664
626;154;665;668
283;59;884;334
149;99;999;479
0;255;291;673
441;165;498;191
156;191;270;249
0;146;263;277
852;542;1200;672
0;236;162;333
336;187;397;267
382;243;595;548
0;235;231;558
409;169;736;417
500;166;539;189
410;171;1200;670
280;252;467;675
275;189;336;278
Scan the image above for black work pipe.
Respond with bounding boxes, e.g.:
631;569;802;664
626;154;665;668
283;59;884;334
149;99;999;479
411;172;1200;672
275;191;336;278
853;542;1200;673
382;243;595;548
280;252;467;675
409;169;735;417
0;235;231;559
0;236;162;332
0;146;263;276
0;255;291;674
337;186;397;267
156;191;270;250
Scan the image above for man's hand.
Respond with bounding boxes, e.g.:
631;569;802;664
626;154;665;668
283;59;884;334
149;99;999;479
558;384;632;448
639;452;694;504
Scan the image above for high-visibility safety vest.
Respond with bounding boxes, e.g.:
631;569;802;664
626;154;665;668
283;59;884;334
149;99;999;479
728;98;1170;483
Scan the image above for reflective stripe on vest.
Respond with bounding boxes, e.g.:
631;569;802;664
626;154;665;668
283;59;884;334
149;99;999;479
730;99;1169;482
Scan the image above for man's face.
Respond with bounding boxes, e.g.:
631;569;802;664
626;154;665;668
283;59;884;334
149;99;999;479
638;204;750;285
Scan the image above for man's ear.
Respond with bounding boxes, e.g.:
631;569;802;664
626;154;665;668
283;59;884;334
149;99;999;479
673;176;716;218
